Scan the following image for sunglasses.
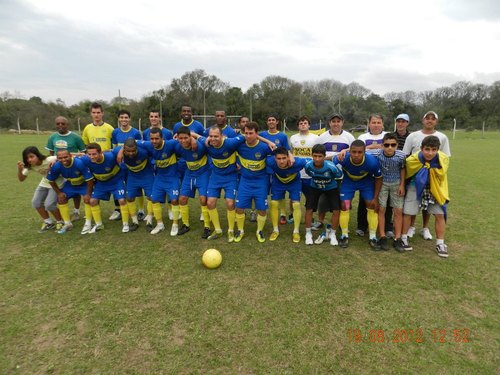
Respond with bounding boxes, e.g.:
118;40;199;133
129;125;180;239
383;143;397;148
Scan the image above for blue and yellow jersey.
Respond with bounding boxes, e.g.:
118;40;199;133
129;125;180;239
236;140;273;179
137;140;178;177
204;135;245;176
47;157;93;186
120;145;155;177
172;119;205;136
174;140;209;177
142;127;173;141
82;122;114;151
266;157;307;184
81;149;123;185
112;127;142;147
333;152;382;182
203;125;237;138
304;160;343;190
259;130;290;150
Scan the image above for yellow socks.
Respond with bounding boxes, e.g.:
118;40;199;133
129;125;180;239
208;208;221;232
270;200;280;230
227;210;235;232
57;203;71;224
90;204;102;225
180;205;190;226
367;208;378;238
236;212;245;232
171;205;180;224
339;210;350;236
201;205;210;228
292;202;302;232
257;213;267;232
153;202;163;223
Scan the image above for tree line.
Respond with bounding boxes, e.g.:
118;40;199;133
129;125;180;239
1;69;499;131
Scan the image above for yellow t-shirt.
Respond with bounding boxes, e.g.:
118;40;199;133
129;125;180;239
82;122;114;151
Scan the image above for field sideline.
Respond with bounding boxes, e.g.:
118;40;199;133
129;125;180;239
0;132;499;373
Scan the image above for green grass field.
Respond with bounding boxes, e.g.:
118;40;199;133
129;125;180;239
1;132;499;374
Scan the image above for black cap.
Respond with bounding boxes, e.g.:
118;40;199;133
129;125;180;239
328;113;344;121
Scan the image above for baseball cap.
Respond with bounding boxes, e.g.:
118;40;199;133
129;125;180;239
396;113;410;122
423;111;439;120
328;113;344;121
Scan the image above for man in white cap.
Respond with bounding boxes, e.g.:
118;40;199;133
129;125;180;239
395;114;411;150
402;111;451;242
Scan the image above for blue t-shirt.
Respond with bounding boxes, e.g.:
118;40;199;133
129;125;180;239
203;125;237;138
137;140;178;177
142;127;173;141
81;149;123;185
119;145;155;178
333;152;382;181
236;140;274;179
172;120;205;136
266;157;307;184
174;140;209;177
259;130;290;150
203;135;245;177
47;157;93;186
112;127;142;147
304;160;343;190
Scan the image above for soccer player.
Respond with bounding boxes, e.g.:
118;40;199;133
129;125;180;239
333;140;383;249
47;149;94;234
17;146;63;232
234;122;275;243
203;110;237;138
45;116;86;220
80;143;129;234
234;116;250;134
136;127;180;236
175;126;211;238
367;133;408;251
403;136;450;257
303;144;343;246
402;111;451;241
142;110;173;141
112;109;142;147
266;147;308;243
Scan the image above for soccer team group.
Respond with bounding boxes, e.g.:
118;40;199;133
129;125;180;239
18;103;452;258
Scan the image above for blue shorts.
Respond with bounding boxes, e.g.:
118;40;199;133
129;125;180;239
180;171;209;198
271;178;302;201
92;180;126;201
207;174;238;200
236;176;269;211
126;174;154;199
340;177;376;201
151;175;179;203
62;183;88;200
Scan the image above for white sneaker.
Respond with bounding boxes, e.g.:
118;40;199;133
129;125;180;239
407;226;416;238
81;223;92;234
144;214;153;224
168;210;174;221
70;211;80;221
311;221;323;231
330;232;338;246
89;223;104;233
386;231;395;239
305;232;313;245
421;228;433;240
57;223;73;234
151;223;165;235
315;228;330;244
122;223;130;233
108;210;121;221
170;223;178;236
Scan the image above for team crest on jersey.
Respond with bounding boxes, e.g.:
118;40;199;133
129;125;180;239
275;140;281;145
105;167;111;172
300;140;305;145
192;153;198;159
137;159;143;164
324;171;330;177
223;152;229;157
332;145;338;151
255;152;262;159
161;153;168;159
75;171;80;176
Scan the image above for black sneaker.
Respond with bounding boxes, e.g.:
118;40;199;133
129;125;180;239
137;211;146;221
339;236;349;249
146;223;153;232
393;238;406;253
401;238;413;251
201;227;211;239
369;238;382;251
178;224;190;235
129;223;139;232
435;243;449;258
379;236;389;251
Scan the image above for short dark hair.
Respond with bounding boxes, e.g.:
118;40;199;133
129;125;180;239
150;127;162;137
350;140;366;150
273;146;288;156
22;146;46;169
382;132;398;143
312;144;326;155
421;135;441;148
244;122;259;133
297;116;311;126
123;138;137;148
90;102;103;111
86;143;102;153
118;109;131;117
267;114;279;121
177;126;191;136
368;114;384;123
238;116;249;124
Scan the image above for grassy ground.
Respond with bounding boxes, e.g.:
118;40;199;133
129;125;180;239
0;131;499;374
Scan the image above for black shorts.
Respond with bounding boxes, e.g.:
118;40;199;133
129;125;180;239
305;187;340;212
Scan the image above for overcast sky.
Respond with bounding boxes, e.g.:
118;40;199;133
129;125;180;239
1;0;499;105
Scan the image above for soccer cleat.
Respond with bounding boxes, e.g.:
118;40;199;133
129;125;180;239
129;223;139;232
401;238;413;251
137;210;146;221
292;233;300;243
208;231;223;240
234;230;244;243
170;223;178;236
256;231;265;243
57;223;73;234
311;221;323;231
287;214;294;224
435;243;449;258
329;232;338;246
339;236;349;248
80;223;92;235
407;226;416;238
355;228;365;237
122;223;130;233
201;227;212;239
70;211;81;221
55;222;64;231
305;232;313;245
89;223;104;233
146;223;154;232
369;238;382;251
269;231;279;241
177;224;190;236
393;238;406;253
421;228;433;240
378;236;389;251
314;231;327;244
249;211;257;222
279;215;287;225
386;231;395;239
227;231;235;243
108;210;122;221
150;223;165;235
